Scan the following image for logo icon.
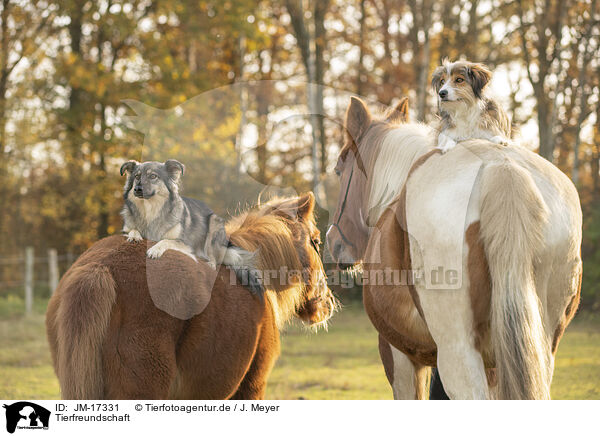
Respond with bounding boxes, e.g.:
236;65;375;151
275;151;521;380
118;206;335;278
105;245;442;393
2;402;50;434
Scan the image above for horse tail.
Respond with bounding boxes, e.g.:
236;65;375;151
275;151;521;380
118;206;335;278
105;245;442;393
222;246;264;297
54;262;116;399
479;158;552;399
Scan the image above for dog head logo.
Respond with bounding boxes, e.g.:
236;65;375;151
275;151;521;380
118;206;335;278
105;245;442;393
3;402;50;434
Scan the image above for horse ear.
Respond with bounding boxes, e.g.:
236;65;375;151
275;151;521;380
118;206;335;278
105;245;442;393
296;192;315;221
164;159;185;182
345;97;371;142
385;97;409;123
269;192;315;221
120;160;138;176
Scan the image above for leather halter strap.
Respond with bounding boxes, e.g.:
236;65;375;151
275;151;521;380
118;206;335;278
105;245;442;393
329;164;357;250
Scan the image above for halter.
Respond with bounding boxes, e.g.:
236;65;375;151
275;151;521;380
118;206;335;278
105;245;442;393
329;164;357;250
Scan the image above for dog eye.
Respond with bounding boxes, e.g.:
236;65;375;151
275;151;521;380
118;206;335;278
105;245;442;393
440;79;445;85
335;168;341;177
134;174;140;180
455;77;464;83
149;174;157;180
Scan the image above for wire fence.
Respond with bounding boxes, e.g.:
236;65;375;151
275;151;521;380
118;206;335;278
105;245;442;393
0;248;78;314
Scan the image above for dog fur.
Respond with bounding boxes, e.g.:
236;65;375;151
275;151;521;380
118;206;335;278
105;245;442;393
431;60;513;153
120;159;262;294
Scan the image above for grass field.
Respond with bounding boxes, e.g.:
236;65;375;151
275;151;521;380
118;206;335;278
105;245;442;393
0;296;599;400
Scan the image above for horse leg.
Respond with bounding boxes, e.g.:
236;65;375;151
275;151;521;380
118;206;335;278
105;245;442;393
435;339;488;400
230;321;280;400
429;368;450;400
378;334;429;400
417;288;489;399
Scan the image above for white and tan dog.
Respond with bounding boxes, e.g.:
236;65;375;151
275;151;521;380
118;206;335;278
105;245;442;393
431;60;513;153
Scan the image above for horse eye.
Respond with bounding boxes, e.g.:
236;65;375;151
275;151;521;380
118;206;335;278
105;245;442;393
456;77;464;83
311;238;321;251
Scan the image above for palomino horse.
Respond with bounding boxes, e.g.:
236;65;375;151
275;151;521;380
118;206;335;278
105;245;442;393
327;97;582;399
47;193;337;399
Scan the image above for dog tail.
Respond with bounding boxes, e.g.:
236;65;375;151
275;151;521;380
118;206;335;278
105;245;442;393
222;246;264;297
51;262;116;399
479;158;552;399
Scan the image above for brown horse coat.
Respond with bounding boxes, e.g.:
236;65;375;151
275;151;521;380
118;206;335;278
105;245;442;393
46;235;278;399
47;193;334;400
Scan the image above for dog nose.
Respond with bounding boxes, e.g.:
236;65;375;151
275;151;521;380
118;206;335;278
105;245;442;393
134;185;143;194
439;89;448;98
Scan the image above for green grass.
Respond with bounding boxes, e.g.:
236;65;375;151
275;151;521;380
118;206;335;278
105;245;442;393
0;296;60;399
0;296;598;400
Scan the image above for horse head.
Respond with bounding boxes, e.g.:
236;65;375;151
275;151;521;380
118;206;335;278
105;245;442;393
229;192;338;328
327;96;409;269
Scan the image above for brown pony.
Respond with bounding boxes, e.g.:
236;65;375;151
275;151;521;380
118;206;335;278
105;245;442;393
46;193;337;399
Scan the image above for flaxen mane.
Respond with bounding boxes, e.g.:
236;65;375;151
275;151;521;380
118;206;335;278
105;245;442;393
227;196;324;328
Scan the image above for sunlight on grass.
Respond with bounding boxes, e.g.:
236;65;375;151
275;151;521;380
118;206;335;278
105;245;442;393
269;305;600;400
0;297;598;400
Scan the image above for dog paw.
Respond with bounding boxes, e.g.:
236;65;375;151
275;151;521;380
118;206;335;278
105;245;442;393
437;138;457;153
146;243;166;259
490;135;510;146
126;229;143;242
436;133;457;153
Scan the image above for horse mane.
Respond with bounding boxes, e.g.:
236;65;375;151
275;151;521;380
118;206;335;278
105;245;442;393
365;122;434;224
226;198;309;327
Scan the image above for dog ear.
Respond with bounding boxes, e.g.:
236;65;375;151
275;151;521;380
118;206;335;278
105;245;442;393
120;160;138;176
385;97;409;124
431;65;445;92
467;63;492;98
345;97;371;143
164;159;185;182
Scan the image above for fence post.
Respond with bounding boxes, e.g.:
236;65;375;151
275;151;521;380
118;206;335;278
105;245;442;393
24;247;34;315
48;248;59;294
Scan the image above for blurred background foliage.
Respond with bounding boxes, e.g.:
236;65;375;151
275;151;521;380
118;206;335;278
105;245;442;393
0;0;599;309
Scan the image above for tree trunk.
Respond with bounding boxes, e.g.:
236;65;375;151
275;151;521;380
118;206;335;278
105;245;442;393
0;0;10;250
571;0;597;184
416;2;431;121
537;94;553;161
66;2;85;171
408;0;433;121
285;0;321;190
379;0;393;103
314;0;329;174
592;93;600;196
255;57;270;184
97;101;109;239
356;0;367;96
